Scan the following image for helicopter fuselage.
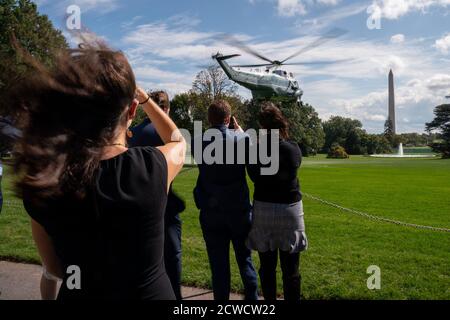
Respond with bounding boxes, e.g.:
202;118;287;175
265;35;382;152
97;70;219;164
213;53;303;100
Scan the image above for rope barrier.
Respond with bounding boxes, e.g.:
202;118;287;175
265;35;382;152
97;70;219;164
3;187;449;233
302;192;450;233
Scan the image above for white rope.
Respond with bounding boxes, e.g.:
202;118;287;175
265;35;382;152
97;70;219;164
4;196;450;233
303;193;450;233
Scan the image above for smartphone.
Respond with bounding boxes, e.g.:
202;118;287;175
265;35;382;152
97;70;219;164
228;115;235;129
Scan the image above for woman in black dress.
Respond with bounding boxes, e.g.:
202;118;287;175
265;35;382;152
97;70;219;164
11;43;186;299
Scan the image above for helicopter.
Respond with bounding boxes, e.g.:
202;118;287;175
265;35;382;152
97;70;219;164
213;28;347;102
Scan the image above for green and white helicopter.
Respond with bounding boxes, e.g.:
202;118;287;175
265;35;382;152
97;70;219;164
213;29;346;102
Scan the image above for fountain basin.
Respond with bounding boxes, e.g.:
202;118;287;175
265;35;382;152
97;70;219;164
369;154;435;158
370;143;435;158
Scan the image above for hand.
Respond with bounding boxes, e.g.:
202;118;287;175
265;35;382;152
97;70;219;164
232;116;243;132
135;87;149;104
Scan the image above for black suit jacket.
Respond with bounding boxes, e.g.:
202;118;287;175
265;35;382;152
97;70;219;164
192;125;251;215
129;119;185;217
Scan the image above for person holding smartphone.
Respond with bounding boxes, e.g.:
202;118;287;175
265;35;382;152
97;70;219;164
128;90;186;300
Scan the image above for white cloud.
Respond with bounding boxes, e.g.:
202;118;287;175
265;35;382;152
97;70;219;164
434;33;450;54
121;16;143;29
34;0;119;14
249;0;341;17
366;114;386;121
123;18;218;62
295;2;368;32
370;0;450;20
66;0;119;13
139;81;192;99
426;73;450;90
391;34;405;44
316;0;341;5
133;66;192;82
277;0;307;17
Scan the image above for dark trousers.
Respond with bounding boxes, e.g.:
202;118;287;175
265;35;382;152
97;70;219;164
164;213;182;300
0;177;2;214
258;250;301;301
200;210;258;301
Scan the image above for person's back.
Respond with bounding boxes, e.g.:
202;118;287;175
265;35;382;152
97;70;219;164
194;124;251;214
25;147;170;299
248;139;302;204
246;103;307;301
192;100;257;301
9;43;186;300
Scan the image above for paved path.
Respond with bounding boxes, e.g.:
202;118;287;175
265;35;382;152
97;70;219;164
0;261;245;300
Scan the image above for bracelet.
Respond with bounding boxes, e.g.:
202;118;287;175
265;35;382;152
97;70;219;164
139;95;150;105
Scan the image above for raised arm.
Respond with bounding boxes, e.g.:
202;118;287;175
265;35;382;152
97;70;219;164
135;87;186;190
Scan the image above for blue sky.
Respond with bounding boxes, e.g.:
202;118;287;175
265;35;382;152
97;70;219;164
34;0;450;133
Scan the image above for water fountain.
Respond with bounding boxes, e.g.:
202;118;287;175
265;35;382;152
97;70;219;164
370;142;434;158
398;142;404;156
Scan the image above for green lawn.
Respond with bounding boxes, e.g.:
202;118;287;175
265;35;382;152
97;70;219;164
1;155;449;299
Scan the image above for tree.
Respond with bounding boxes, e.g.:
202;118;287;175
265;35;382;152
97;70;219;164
426;104;450;158
322;116;366;155
0;0;68;114
361;133;391;155
170;92;194;132
186;66;244;130
285;101;324;156
192;66;238;101
383;119;394;145
242;98;325;156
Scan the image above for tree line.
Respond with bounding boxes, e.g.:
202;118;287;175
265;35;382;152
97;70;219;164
1;0;449;158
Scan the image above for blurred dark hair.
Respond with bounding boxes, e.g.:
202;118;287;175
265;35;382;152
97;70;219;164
10;42;136;201
208;100;231;127
258;102;289;140
150;91;170;111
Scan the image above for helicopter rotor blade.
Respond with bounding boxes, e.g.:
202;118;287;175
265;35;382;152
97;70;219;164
280;28;347;64
282;58;352;66
231;63;274;68
220;34;275;65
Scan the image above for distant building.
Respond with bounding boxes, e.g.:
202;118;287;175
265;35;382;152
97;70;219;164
388;69;396;134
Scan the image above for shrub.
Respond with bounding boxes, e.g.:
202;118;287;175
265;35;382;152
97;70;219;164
327;144;349;159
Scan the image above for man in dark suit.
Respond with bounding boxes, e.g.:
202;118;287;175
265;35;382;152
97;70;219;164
128;91;185;300
192;100;258;300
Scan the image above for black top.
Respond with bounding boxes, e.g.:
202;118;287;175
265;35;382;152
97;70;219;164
24;147;175;300
247;140;302;204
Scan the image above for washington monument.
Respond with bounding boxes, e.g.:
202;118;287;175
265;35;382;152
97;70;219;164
388;69;396;134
